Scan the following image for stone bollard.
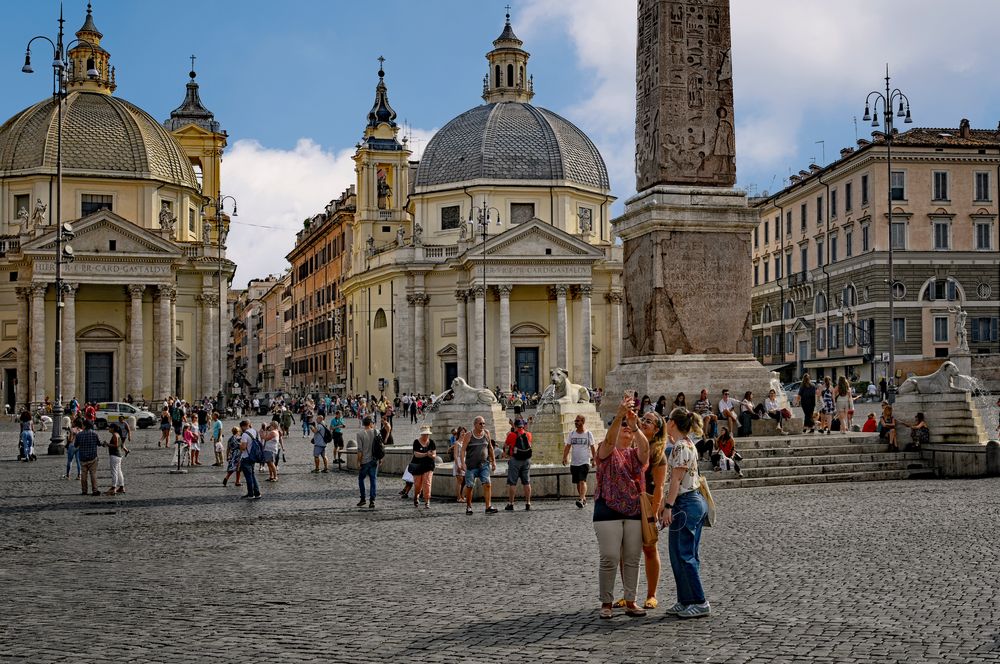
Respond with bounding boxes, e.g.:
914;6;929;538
987;440;1000;477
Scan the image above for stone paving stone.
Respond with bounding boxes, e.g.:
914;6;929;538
1;418;999;663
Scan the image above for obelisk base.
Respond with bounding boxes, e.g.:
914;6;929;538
530;402;606;464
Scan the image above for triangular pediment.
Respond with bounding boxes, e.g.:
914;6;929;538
437;343;458;357
462;217;606;262
22;209;183;257
0;347;17;361
791;317;813;333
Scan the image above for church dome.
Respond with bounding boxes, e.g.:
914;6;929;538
0;91;199;190
414;101;610;191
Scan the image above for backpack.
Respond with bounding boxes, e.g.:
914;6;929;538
372;432;386;461
321;424;333;444
512;431;532;460
246;432;266;464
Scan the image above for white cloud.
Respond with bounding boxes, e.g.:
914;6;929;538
222;128;435;288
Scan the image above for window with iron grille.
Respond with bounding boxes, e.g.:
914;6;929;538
441;205;461;230
81;194;112;216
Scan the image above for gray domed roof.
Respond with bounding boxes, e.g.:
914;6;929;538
0;91;199;190
414;102;610;191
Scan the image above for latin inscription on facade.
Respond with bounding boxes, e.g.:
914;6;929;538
34;261;172;276
635;0;735;190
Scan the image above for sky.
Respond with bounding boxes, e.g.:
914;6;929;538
5;1;1000;287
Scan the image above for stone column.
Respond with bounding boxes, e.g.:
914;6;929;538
15;287;30;410
579;285;593;388
455;289;468;381
125;285;144;400
497;285;512;393
555;284;568;370
63;283;79;402
199;292;219;399
606;291;623;369
29;283;46;406
170;288;177;397
471;285;486;387
409;294;429;395
157;285;175;399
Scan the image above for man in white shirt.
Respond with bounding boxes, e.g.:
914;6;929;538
238;420;261;499
562;415;597;509
717;389;739;433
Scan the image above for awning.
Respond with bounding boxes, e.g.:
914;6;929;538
802;356;866;369
764;362;795;372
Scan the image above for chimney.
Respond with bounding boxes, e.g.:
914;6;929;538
959;118;971;139
840;147;855;158
789;174;801;183
809;164;821;173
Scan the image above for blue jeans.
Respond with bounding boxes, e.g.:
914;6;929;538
358;461;378;500
240;459;260;497
668;490;708;606
65;444;81;476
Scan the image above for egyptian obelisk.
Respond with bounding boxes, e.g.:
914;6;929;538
602;0;771;416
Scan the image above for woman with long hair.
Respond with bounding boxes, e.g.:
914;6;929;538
659;407;710;619
836;376;854;430
794;373;818;433
672;393;686;409
594;394;650;619
818;376;835;433
638;411;669;609
222;426;242;487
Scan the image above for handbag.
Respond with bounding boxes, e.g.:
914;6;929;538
638;492;658;547
698;475;717;527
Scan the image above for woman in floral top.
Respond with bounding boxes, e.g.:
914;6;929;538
658;407;711;619
593;394;650;619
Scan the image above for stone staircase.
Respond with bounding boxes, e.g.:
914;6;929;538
709;431;936;489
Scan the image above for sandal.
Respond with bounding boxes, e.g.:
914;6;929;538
643;597;658;609
599;606;613;619
624;605;647;617
612;598;626;609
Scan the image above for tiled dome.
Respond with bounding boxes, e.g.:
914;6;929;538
414;102;610;191
0;91;199;190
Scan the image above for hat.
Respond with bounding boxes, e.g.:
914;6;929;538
514;418;526;428
419;425;432;435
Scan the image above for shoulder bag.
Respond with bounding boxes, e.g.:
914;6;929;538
698;475;716;527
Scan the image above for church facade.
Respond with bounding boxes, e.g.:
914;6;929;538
0;6;233;409
338;15;623;398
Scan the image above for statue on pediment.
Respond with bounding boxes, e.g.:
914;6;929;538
16;206;29;234
159;201;177;234
31;199;47;227
412;222;423;247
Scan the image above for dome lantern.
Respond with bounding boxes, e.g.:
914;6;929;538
67;3;115;94
483;8;533;104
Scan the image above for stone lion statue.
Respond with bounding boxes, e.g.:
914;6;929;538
435;377;497;406
897;360;969;395
538;368;590;406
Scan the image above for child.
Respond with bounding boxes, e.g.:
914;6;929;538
182;423;200;466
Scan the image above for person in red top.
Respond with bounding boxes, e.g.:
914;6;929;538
84;402;97;424
504;419;533;511
861;413;878;433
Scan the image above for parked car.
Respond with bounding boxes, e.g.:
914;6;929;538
94;402;157;429
782;381;801;395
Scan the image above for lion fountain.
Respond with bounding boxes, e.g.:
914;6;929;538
892;360;988;445
530;368;606;463
426;376;509;451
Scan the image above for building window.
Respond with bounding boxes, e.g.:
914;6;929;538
862;225;870;252
933;220;950;250
754;226;759;248
13;194;29;221
786;331;794;353
890;221;906;250
507;63;514;87
510;202;534;224
829;323;840;350
815;291;827;314
817;327;826;351
892;282;906;300
775;214;781;239
441;205;461;230
188;208;196;233
754;263;759;286
845;181;853;212
892;317;906;342
816;196;823;224
890;171;905;201
763;261;770;283
830;189;838;218
753;336;760;357
764;335;771;356
934;316;949;343
785;252;793;278
926;278;958;302
800;203;807;231
861;174;870;206
843;284;858;306
975;172;991;202
830;235;838;263
971;317;999;343
800;246;808;275
845;322;856;347
762;304;772;324
81;194;113;216
845;230;853;257
783;300;794;319
932;171;949;201
786;210;792;236
774;256;781;280
976;222;993;250
816;239;824;267
373;308;387;329
763;219;769;244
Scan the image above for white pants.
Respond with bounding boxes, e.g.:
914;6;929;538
109;455;124;488
593;519;643;604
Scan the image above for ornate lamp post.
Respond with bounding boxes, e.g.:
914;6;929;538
862;67;912;400
201;195;237;407
22;8;97;454
468;200;501;390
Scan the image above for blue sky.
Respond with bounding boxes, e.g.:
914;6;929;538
6;1;1000;286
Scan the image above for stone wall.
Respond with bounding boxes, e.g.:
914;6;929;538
972;353;1000;391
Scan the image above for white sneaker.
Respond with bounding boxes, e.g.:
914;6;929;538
664;602;687;615
677;602;711;619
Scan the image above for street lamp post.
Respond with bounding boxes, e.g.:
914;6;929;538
862;66;912;401
468;201;501;390
201;195;237;408
22;8;97;454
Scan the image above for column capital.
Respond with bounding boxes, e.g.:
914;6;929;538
413;293;430;306
578;284;593;297
15;285;31;301
159;284;177;300
198;292;220;307
605;290;624;304
126;284;145;298
470;285;486;298
63;282;79;296
554;284;569;298
30;282;47;297
497;284;513;297
455;289;468;302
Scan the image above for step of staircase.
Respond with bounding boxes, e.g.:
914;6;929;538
706;432;935;489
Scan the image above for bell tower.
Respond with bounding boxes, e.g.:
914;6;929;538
482;8;533;103
67;3;115;94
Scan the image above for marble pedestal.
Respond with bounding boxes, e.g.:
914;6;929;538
428;402;509;449
530;402;607;464
950;351;972;378
892;391;988;445
603;185;772;421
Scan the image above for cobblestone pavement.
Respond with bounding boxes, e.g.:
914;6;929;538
2;418;999;663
